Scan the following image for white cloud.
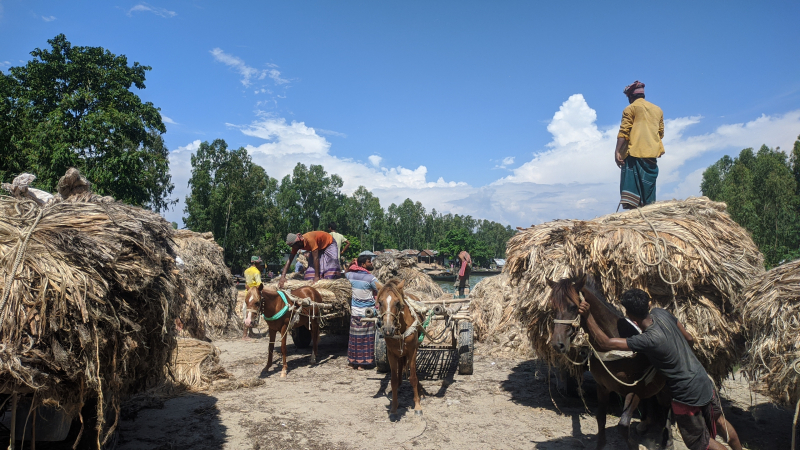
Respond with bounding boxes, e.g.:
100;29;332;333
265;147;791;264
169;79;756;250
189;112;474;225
160;114;177;125
267;68;289;85
127;3;177;18
163;140;201;226
163;98;800;229
316;128;347;138
0;61;10;68
41;15;56;22
210;48;266;87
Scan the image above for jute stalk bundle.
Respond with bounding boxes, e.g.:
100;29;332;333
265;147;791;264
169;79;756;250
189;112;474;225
168;338;231;390
262;278;352;314
373;253;444;299
505;197;764;381
172;230;241;339
469;274;532;357
740;258;800;406
0;191;180;445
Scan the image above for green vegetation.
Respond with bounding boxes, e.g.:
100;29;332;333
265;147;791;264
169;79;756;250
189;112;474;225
183;140;516;272
701;137;800;267
0;34;174;211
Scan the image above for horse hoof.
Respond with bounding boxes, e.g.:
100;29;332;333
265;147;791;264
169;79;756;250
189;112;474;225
280;371;287;378
389;413;398;421
414;410;423;416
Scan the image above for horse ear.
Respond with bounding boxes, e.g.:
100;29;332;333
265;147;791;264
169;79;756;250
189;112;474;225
396;279;405;289
574;273;587;291
546;278;556;289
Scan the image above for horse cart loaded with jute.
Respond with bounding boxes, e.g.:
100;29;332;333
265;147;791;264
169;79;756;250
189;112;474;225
364;295;474;376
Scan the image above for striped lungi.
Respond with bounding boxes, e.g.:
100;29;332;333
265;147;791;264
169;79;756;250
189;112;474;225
304;241;341;280
348;307;375;365
620;156;658;208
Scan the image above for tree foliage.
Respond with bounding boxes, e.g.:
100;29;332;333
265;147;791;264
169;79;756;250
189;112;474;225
184;139;281;271
701;141;800;267
0;34;173;211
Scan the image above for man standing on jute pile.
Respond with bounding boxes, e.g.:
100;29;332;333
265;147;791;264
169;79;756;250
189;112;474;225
578;289;742;450
615;80;665;209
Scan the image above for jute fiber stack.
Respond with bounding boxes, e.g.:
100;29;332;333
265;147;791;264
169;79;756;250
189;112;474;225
469;274;532;357
506;197;764;382
0;176;181;444
373;253;444;299
262;278;352;314
168;338;231;390
740;258;800;406
172;229;241;339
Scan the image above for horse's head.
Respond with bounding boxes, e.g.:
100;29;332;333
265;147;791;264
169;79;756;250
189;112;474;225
243;285;264;327
546;274;586;354
376;278;407;337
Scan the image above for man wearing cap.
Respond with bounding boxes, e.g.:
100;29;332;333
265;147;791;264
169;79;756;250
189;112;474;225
279;231;340;288
242;256;263;339
615;80;665;209
244;256;263;289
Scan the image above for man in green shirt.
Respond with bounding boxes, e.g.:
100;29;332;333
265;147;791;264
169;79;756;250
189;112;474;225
615;80;665;209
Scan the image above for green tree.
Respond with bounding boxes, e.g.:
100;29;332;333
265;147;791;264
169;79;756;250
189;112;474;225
701;144;800;266
436;228;491;266
1;34;173;210
277;163;343;232
184;139;281;271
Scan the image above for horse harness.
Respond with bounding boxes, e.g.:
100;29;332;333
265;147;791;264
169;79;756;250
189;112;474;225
552;286;657;387
381;293;421;356
246;289;321;335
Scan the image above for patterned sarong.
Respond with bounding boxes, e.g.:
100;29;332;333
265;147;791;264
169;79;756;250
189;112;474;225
348;312;375;365
620;156;658;209
304;241;341;280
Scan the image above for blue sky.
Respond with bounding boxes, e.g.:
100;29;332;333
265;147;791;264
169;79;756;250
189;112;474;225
2;1;799;228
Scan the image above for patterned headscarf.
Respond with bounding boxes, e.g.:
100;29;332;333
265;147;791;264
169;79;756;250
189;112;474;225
623;80;645;97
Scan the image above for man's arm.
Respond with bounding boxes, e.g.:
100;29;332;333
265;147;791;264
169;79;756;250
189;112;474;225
676;320;694;346
614;137;628;168
341;239;350;255
578;302;630;352
278;249;298;288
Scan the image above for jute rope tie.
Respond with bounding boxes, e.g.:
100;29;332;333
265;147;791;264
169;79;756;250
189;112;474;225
636;207;683;311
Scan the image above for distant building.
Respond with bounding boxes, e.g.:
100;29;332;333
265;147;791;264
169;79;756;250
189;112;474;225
418;249;436;264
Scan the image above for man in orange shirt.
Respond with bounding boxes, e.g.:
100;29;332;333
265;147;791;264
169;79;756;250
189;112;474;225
615;80;665;209
278;231;341;288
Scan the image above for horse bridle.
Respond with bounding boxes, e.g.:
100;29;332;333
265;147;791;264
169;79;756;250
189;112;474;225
379;293;420;342
552;288;586;330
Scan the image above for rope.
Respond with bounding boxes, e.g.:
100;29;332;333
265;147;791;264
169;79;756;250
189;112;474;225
0;205;45;324
636;207;683;311
586;340;655;387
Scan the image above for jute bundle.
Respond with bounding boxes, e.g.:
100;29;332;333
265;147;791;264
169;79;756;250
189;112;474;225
469;274;532;357
373;253;444;298
506;197;764;381
168;338;231;390
740;258;800;406
263;278;352;313
172;230;240;339
0;189;179;444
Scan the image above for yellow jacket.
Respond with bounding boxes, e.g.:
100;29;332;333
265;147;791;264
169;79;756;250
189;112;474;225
244;266;262;288
618;98;665;159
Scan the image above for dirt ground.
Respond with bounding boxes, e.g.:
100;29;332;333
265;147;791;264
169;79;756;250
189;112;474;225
117;333;794;450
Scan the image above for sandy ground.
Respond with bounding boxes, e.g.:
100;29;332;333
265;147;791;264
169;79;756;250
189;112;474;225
117;333;794;450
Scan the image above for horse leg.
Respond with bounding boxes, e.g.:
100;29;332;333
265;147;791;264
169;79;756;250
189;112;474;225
388;352;400;417
265;328;277;371
280;322;289;378
311;319;319;364
595;384;609;450
618;392;640;450
408;345;422;416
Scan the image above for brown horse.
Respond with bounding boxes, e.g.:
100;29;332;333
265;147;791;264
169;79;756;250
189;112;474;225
243;285;321;378
375;279;423;418
548;274;672;450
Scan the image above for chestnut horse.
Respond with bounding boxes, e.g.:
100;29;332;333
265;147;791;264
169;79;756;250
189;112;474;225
243;285;321;378
375;279;423;418
548;274;672;450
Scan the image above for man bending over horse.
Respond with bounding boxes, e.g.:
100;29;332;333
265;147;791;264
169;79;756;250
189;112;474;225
279;231;341;288
578;289;741;450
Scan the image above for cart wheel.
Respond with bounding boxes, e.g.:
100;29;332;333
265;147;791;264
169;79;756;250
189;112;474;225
291;327;312;349
457;321;474;375
375;333;389;373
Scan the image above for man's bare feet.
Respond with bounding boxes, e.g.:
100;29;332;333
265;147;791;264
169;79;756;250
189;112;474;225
357;366;364;371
